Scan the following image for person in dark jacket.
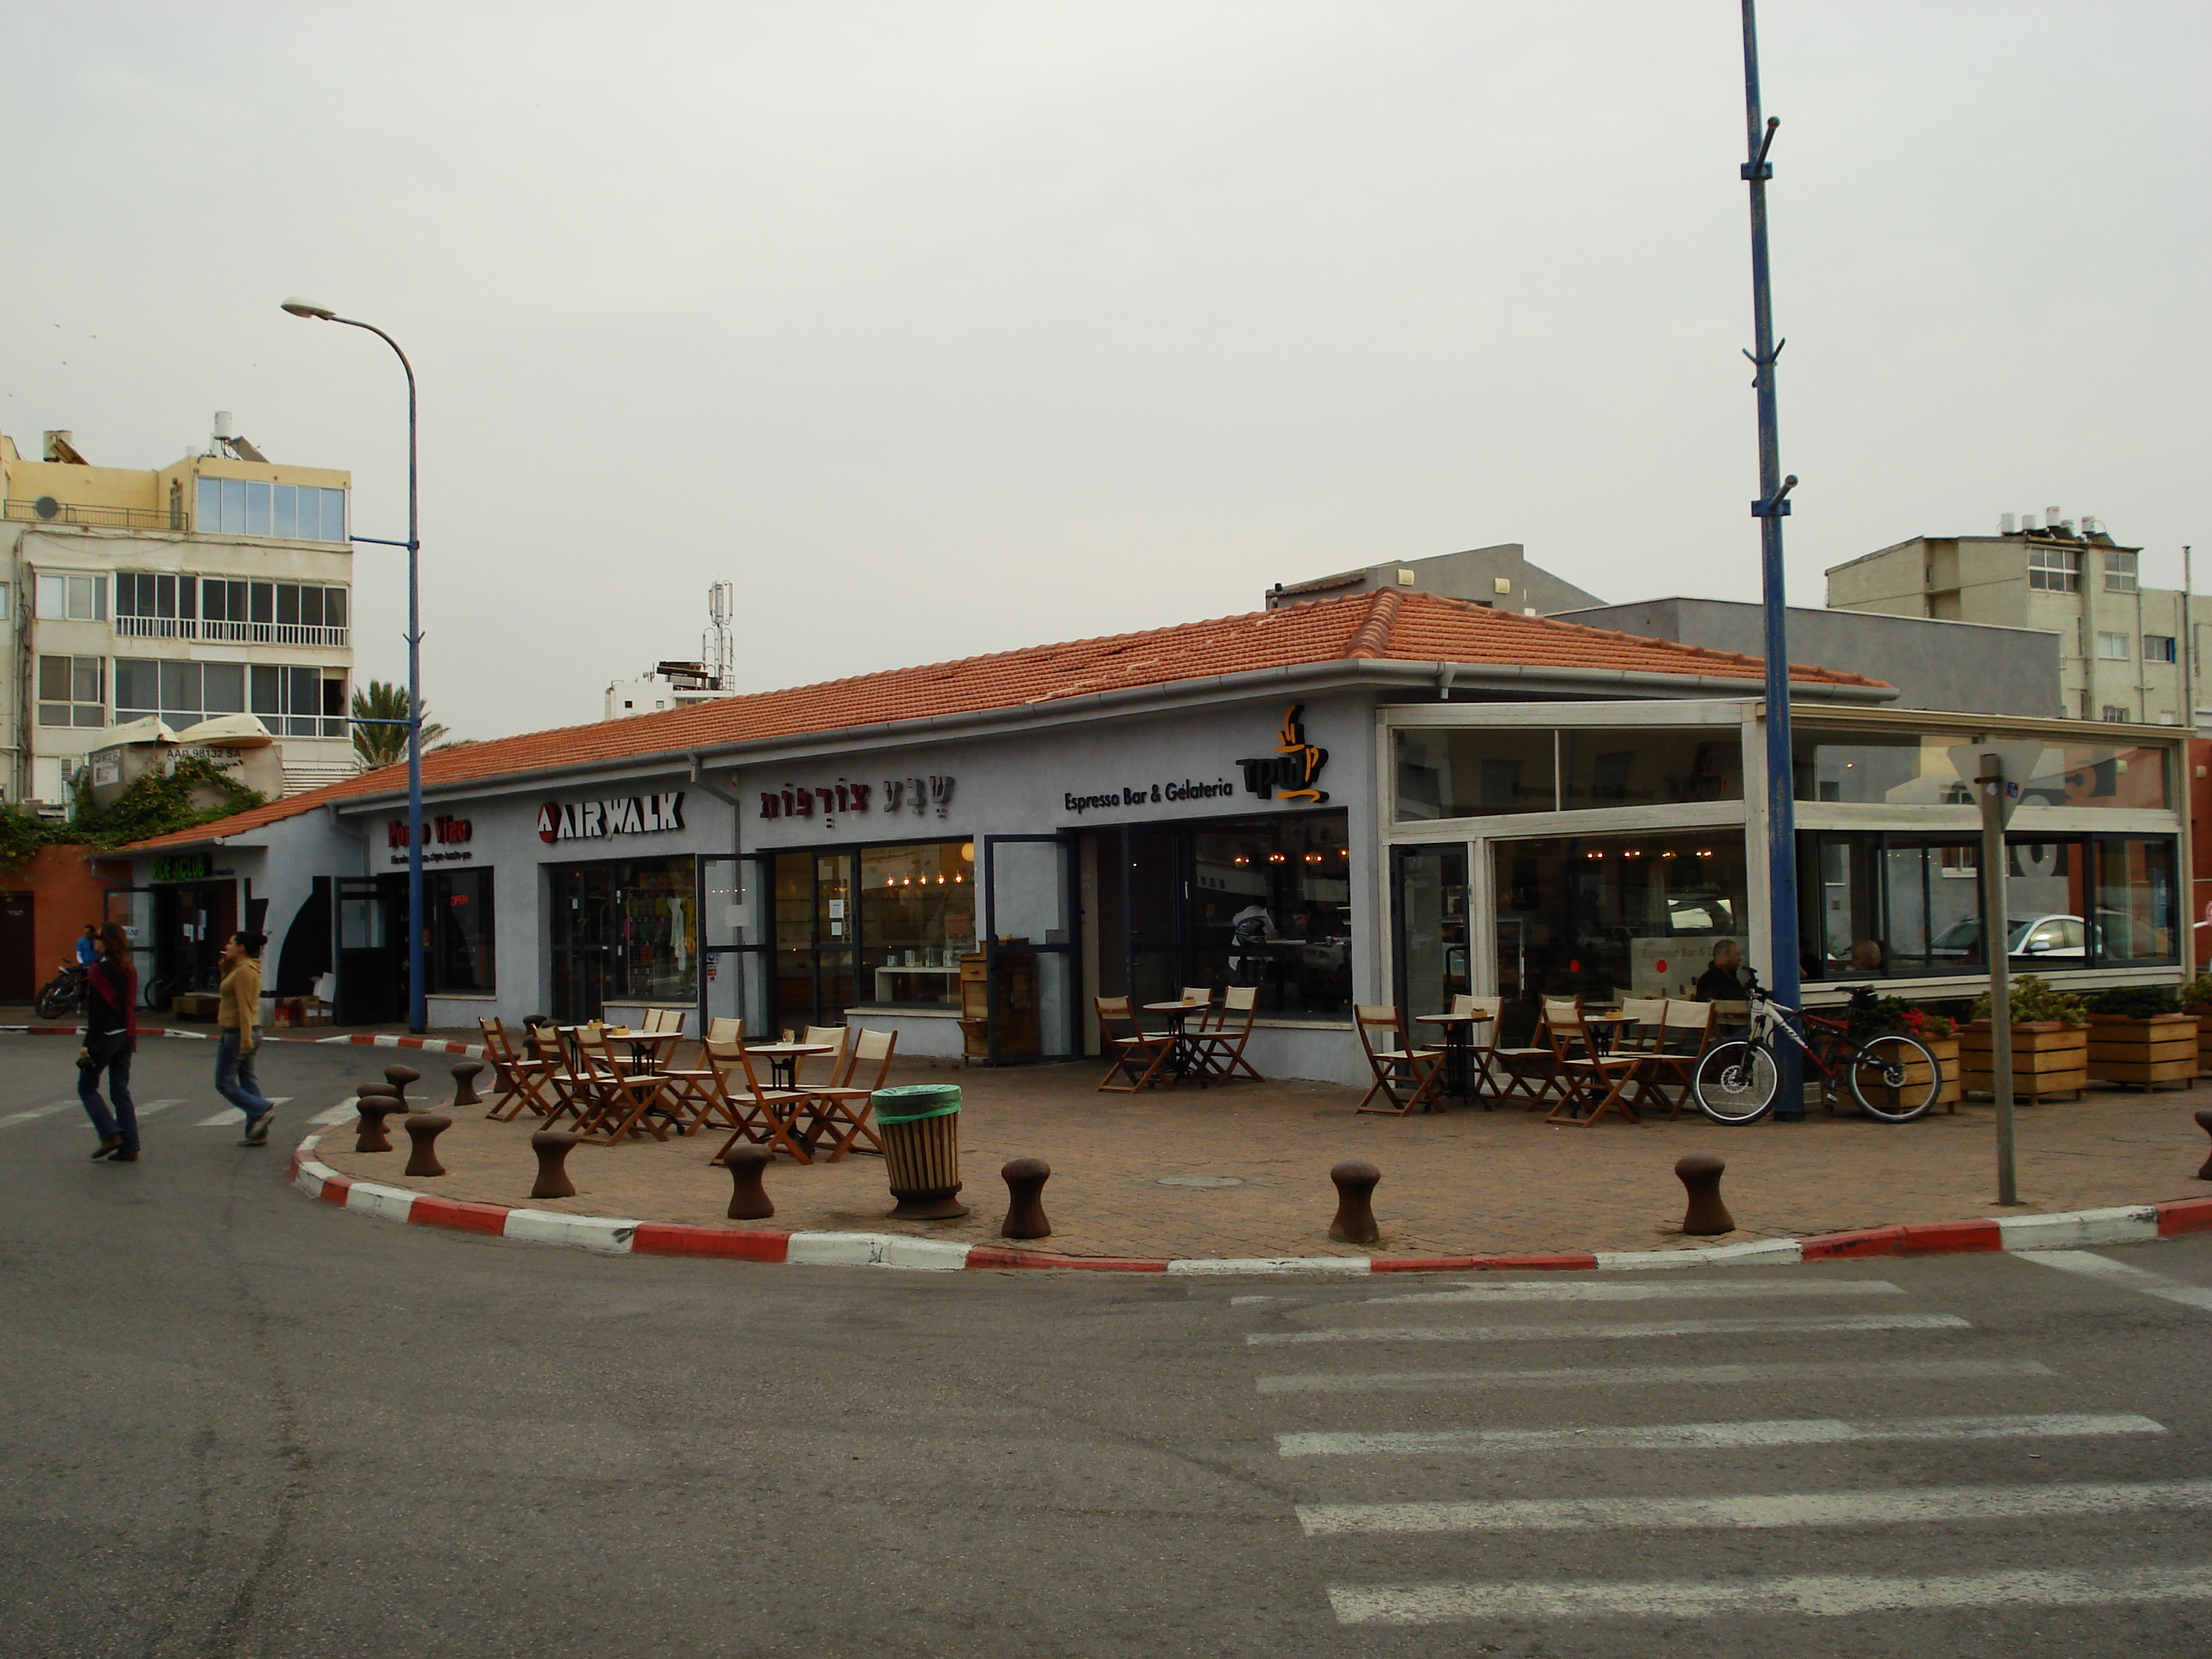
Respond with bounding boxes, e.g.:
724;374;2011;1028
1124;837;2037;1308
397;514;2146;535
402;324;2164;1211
1694;938;1750;1002
77;923;140;1162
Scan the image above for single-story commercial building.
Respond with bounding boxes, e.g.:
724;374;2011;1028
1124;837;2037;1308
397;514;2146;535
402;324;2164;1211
117;590;2189;1084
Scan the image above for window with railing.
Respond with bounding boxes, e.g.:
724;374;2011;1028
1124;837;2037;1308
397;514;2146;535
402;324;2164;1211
194;477;347;542
2026;546;2081;592
117;657;246;727
37;655;104;727
123;576;351;646
114;571;198;639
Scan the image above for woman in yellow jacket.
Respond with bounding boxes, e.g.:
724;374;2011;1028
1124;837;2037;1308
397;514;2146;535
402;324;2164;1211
215;930;276;1146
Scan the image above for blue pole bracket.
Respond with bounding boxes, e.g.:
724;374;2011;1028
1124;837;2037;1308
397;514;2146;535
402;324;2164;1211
1753;474;1799;518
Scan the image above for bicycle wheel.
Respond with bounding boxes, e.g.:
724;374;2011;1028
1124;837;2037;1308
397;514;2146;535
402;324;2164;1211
141;974;175;1012
1848;1033;1941;1123
1695;1040;1779;1125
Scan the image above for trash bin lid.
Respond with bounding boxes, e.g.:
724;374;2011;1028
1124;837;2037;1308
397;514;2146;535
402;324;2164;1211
872;1083;961;1123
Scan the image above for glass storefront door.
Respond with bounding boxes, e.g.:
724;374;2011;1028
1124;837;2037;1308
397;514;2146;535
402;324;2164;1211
551;857;701;1022
701;853;771;1038
773;850;856;1035
984;835;1078;1061
1390;844;1468;1022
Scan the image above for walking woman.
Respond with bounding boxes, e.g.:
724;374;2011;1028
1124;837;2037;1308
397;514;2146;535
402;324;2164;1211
215;930;275;1146
79;923;140;1162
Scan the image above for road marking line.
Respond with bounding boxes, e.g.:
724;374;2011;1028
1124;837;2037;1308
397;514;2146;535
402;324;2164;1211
1248;1311;1969;1346
132;1098;189;1118
309;1100;362;1125
1277;1411;2161;1458
1297;1477;2212;1535
1258;1357;2056;1394
0;1101;83;1129
2017;1249;2212;1314
194;1096;292;1128
1326;1565;2212;1625
1369;1280;1904;1305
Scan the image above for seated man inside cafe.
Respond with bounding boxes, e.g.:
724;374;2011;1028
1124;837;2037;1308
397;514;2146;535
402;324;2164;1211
1848;937;1885;973
1695;938;1750;1002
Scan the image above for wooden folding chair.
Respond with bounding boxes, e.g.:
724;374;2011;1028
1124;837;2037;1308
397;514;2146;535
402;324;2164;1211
479;1017;553;1121
659;1017;739;1129
1192;985;1262;1082
1491;1002;1565;1111
1095;995;1177;1092
801;1028;897;1159
1645;999;1716;1119
1181;988;1220;1033
571;1028;678;1144
1542;999;1646;1127
526;1025;593;1127
797;1024;849;1089
1611;997;1672;1115
706;1016;744;1044
1451;994;1504;1105
1354;1004;1444;1115
707;1040;822;1164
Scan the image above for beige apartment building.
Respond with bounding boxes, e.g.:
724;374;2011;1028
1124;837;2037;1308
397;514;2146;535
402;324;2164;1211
2;421;356;806
1826;513;2202;727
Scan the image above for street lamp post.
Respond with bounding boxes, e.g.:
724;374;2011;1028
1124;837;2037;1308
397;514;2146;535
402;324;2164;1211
282;297;426;1034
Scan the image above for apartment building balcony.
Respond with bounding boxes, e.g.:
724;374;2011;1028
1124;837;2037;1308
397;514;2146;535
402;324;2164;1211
6;495;176;531
113;613;349;648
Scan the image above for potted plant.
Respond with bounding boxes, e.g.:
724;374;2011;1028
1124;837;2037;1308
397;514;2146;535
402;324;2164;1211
1847;994;1961;1111
2182;971;2212;1075
1961;975;2088;1102
2083;984;2197;1092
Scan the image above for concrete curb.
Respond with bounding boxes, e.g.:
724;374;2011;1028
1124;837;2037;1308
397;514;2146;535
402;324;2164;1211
285;1131;2212;1275
2;1025;484;1056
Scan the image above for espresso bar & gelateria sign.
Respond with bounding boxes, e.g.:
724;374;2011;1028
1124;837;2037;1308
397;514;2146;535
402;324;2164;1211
1063;704;1331;817
536;791;685;844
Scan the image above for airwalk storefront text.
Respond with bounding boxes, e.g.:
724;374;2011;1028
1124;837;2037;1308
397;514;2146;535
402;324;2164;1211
107;664;2185;1087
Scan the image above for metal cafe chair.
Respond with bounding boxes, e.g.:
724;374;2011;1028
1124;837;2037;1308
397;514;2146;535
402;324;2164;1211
1353;1004;1444;1115
1094;995;1177;1092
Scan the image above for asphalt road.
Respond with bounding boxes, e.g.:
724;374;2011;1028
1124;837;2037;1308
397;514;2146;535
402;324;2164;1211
4;1036;2211;1658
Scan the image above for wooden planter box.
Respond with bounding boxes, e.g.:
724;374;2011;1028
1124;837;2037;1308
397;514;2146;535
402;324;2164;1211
2085;1012;2198;1092
1959;1020;2087;1102
2193;1011;2212;1075
1850;1033;1961;1115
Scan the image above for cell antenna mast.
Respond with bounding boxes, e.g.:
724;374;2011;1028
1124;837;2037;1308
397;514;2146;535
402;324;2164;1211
1741;0;1803;1118
704;580;734;691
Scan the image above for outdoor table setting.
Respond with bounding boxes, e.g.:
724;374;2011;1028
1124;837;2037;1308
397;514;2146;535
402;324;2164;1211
1413;1010;1496;1106
1143;999;1215;1086
747;1040;835;1092
597;1028;683;1070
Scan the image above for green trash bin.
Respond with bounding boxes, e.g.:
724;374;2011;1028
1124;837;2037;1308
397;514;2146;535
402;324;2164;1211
871;1084;968;1220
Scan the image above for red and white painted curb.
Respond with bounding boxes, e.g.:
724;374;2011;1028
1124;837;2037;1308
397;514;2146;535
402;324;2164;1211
286;1130;2212;1275
2;1024;485;1057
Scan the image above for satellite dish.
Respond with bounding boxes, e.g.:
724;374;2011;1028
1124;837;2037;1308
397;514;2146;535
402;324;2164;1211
34;495;59;521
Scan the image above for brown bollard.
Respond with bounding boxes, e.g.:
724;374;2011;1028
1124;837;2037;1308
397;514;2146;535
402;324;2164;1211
1676;1153;1735;1236
351;1081;396;1133
450;1062;485;1108
384;1065;421;1111
1328;1159;1382;1246
530;1130;579;1200
999;1158;1052;1240
355;1097;405;1154
403;1112;451;1178
2195;1107;2212;1180
725;1146;775;1220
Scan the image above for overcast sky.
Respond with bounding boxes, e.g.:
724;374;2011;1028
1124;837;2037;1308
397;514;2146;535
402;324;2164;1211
4;3;2206;742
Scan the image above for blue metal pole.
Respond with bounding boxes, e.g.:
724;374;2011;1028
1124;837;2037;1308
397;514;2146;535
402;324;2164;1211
1741;0;1802;1118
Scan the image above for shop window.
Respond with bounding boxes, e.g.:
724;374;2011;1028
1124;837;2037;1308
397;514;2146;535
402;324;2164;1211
426;869;495;994
1492;831;1748;1010
195;476;347;542
1800;831;2175;974
1395;728;1556;819
857;842;976;1007
549;858;697;1020
37;655;105;728
1188;815;1352;1016
1793;725;2170;810
35;571;107;621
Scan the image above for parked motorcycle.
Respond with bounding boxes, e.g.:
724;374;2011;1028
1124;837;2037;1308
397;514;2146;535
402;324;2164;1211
34;961;86;1021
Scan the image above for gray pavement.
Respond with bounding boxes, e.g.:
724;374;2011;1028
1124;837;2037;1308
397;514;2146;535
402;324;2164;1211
4;1036;2211;1658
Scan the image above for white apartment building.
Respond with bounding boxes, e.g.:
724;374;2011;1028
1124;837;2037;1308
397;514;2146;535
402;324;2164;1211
2;421;357;806
1826;512;2201;726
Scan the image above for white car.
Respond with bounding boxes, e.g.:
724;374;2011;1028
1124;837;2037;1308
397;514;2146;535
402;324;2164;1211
1928;914;2086;961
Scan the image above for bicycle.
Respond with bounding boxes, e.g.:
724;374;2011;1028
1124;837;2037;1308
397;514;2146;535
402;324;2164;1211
34;961;86;1021
1694;976;1943;1125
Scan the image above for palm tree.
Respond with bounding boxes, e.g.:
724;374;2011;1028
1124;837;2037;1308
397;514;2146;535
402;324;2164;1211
350;680;450;768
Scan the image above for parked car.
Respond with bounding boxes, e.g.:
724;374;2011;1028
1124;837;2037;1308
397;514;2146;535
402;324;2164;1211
1928;914;2087;961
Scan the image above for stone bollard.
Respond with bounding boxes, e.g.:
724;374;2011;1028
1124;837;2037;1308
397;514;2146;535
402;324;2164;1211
725;1146;775;1220
451;1061;485;1108
1328;1159;1382;1246
1676;1153;1734;1236
384;1066;421;1112
355;1097;405;1154
530;1130;579;1200
999;1158;1052;1240
403;1112;451;1178
351;1082;396;1133
2195;1107;2212;1180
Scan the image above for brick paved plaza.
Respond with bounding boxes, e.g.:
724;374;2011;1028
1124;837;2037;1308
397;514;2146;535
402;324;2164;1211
310;1056;2212;1259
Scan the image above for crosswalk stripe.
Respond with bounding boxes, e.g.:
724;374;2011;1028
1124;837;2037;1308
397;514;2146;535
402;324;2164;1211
1367;1280;1904;1305
0;1101;83;1130
1257;1357;2056;1394
1297;1477;2212;1535
194;1096;292;1128
1326;1564;2212;1625
309;1100;363;1125
2018;1249;2212;1314
1248;1311;1969;1346
1277;1411;2161;1458
132;1099;189;1118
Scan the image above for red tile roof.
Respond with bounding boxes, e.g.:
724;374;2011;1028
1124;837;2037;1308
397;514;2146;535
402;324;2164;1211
125;589;1887;850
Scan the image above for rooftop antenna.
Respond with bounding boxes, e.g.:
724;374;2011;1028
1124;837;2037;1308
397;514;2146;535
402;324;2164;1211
1740;0;1804;1119
703;580;734;691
